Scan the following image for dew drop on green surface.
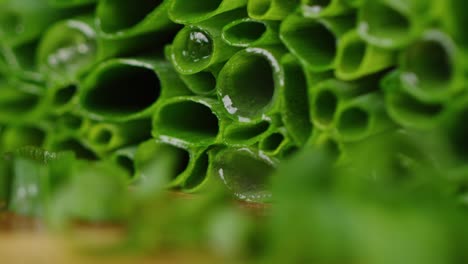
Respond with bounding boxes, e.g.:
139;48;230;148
182;30;213;63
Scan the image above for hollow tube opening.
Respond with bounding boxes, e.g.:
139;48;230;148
359;2;410;42
219;53;276;118
224;21;267;46
158;101;219;143
116;155;135;176
261;133;284;152
448;109;468;161
282;21;336;68
182;71;217;94
248;0;272;17
314;90;338;125
402;39;453;92
184;151;209;190
53;85;77;107
83;64;160;116
225;121;270;142
340;39;366;73
61;113;83;130
92;129;113;145
337;107;369;137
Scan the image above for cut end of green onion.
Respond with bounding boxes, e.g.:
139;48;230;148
400;35;455;98
172;27;214;74
211;148;275;202
313;89;338;127
224;121;270;144
260;132;285;153
247;0;272;18
281;17;337;70
38;20;96;80
52;85;77;107
154;99;220;145
222;19;267;47
339;38;366;74
81;62;161;118
337;107;369;138
218;51;276;120
358;1;411;48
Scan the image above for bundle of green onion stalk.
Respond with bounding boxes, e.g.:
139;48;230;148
2;0;468;263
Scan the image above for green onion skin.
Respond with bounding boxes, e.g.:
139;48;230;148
79;57;190;122
300;0;353;18
281;54;313;146
133;139;208;192
152;96;227;148
85;119;151;157
0;82;46;125
217;45;287;122
382;70;447;130
247;0;299;20
109;145;137;180
209;146;277;202
222;18;281;48
36;15;97;86
44;134;98;160
259;127;294;156
164;45;219;96
280;13;355;72
8;157;49;217
96;0;178;39
47;0;96;8
222;119;276;147
0;40;44;82
357;0;434;49
170;9;245;75
169;0;247;24
309;78;374;131
442;0;468;51
335;30;395;81
398;30;464;103
335;91;394;142
0;0;89;47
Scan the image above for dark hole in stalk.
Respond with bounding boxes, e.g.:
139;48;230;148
337;107;369;137
249;0;271;17
314;90;338;126
61;113;83;130
93;129;113;145
84;64;160;116
282;21;336;68
53;139;98;160
306;0;331;8
261;133;284;152
403;40;453;91
360;2;410;40
224;21;267;45
158;101;219;143
340;40;366;73
225;121;270;142
54;85;77;106
116;155;135;177
184;152;209;190
220;53;275;118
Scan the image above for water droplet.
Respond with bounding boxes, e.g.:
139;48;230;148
182;30;213;63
